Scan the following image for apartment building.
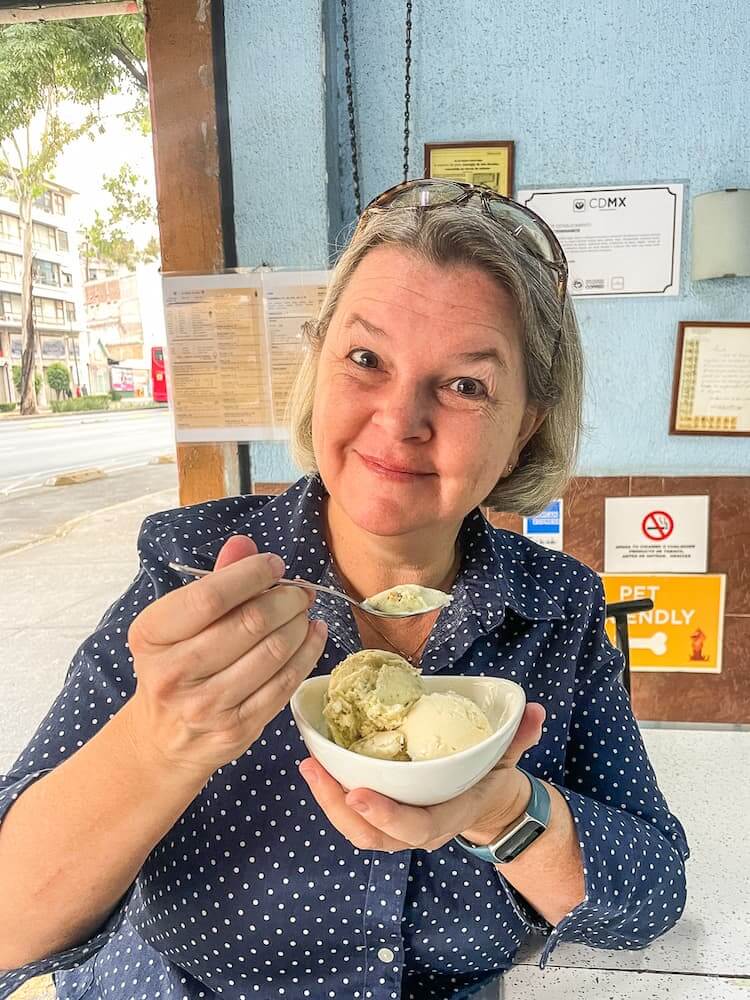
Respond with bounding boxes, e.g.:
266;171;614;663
83;262;166;398
0;180;86;405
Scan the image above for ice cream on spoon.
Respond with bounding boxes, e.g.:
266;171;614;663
361;583;453;616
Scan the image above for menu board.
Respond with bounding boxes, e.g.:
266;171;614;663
263;271;328;425
162;270;329;442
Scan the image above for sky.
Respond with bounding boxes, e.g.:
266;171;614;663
53;93;158;251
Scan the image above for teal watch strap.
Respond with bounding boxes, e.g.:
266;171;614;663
453;769;551;865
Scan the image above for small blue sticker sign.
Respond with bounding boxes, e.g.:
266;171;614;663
523;499;563;551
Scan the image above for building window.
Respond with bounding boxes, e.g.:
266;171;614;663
1;291;20;319
65;301;76;324
62;270;73;286
32;222;56;251
0;213;21;240
33;259;61;287
57;230;69;252
53;193;66;215
34;191;52;213
31;296;66;326
0;251;20;281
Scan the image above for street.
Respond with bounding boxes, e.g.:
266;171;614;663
0;408;175;495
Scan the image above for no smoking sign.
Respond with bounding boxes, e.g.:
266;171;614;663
605;496;708;572
641;510;674;541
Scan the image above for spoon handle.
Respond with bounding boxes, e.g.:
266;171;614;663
168;562;359;606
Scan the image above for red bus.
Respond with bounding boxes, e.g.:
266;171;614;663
151;346;168;403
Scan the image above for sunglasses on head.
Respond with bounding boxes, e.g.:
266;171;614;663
357;179;569;374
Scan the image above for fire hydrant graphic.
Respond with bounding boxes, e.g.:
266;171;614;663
689;628;709;662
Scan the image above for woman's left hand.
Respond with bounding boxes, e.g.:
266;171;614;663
298;703;546;853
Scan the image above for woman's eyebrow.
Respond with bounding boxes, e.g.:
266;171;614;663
454;348;508;371
345;313;386;337
346;313;508;369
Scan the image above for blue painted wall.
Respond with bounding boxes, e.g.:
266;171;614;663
224;0;330;269
225;0;749;484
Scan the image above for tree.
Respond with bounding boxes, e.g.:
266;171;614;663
45;361;71;399
0;9;147;414
12;364;41;396
80;163;159;275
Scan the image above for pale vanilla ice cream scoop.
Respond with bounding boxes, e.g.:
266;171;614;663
363;584;453;615
323;649;425;750
401;691;493;761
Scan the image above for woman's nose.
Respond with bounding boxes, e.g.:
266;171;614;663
370;381;433;442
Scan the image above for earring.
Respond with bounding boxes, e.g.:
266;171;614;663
507;463;514;474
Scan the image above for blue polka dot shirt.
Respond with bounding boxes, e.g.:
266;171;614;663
0;475;689;1000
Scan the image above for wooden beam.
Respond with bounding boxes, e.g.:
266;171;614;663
0;2;139;23
144;0;240;505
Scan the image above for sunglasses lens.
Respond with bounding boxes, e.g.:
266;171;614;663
486;200;563;265
375;180;466;209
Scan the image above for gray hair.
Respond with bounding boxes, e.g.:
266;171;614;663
287;204;584;516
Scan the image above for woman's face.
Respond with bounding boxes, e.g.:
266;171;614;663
312;245;543;538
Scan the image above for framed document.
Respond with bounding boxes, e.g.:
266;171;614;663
424;141;514;196
516;183;684;297
670;321;750;436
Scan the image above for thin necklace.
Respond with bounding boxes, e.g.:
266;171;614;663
336;543;462;667
356;609;434;666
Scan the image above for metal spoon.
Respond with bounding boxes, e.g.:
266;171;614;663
167;562;449;619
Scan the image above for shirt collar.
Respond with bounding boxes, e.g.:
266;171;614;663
192;474;564;627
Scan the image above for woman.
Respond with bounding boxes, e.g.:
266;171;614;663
0;181;688;1000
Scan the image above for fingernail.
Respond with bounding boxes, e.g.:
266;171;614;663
313;619;328;639
350;799;368;814
266;553;285;577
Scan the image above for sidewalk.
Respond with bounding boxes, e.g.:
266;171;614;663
0;485;178;774
2;486;178;1000
0;403;168;422
0;463;177;556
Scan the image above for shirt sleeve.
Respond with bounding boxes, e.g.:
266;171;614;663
0;518;174;995
539;574;690;966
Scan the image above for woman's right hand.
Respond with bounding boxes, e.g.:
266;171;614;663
124;535;328;781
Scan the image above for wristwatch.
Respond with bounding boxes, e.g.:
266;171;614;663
453;769;551;865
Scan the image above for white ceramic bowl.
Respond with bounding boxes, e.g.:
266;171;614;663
290;674;526;807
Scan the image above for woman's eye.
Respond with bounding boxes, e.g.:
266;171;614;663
349;349;380;369
448;377;487;397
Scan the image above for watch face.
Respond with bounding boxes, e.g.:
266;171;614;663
495;819;546;864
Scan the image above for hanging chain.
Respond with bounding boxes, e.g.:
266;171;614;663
402;0;413;183
341;1;414;213
340;0;361;215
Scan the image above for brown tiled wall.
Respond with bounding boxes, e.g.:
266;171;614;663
488;477;750;725
256;478;750;724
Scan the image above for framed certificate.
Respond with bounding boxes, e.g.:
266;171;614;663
670;321;750;436
516;183;684;297
424;141;514;196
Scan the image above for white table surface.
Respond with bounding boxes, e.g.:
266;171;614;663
510;728;750;983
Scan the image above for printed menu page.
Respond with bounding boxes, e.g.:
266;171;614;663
263;271;329;425
163;270;329;442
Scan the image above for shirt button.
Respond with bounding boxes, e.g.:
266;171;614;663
377;947;395;963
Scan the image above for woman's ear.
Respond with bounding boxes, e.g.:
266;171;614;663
510;404;547;468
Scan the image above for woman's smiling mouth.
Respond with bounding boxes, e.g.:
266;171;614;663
356;452;435;480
